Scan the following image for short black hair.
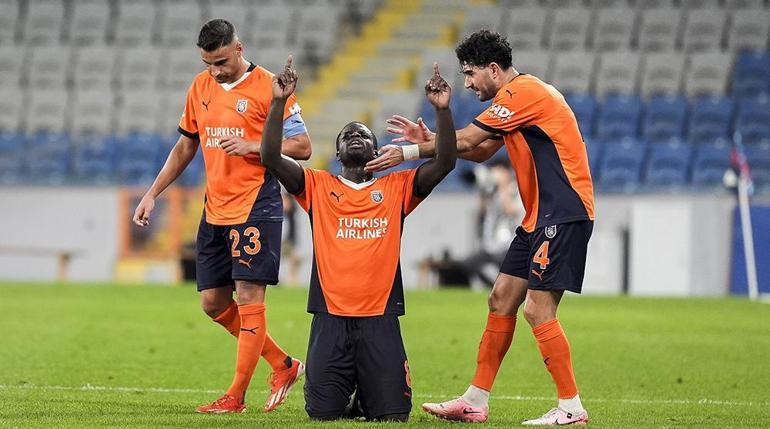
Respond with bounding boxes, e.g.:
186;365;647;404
197;19;236;52
455;30;513;70
335;122;378;151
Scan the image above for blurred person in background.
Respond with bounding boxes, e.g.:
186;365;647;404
132;19;311;414
261;58;456;422
367;30;594;425
465;159;524;288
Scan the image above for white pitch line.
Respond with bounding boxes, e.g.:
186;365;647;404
0;384;766;408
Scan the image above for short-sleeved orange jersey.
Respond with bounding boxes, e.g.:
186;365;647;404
179;63;302;225
473;74;595;232
294;169;424;317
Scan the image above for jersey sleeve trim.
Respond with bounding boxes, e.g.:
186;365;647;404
472;119;506;136
178;126;199;140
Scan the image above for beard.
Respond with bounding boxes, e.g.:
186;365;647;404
340;148;374;166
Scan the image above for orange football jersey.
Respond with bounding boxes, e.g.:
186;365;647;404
294;169;424;317
179;63;302;225
473;74;595;232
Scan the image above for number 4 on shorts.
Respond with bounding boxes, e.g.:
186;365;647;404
533;241;550;269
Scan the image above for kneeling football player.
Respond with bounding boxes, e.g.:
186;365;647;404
261;57;457;421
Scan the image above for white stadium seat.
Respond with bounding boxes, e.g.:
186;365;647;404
0;87;23;131
71;46;117;90
596;51;642;97
547;8;593;52
117;47;163;91
728;10;770;52
638;8;684;52
640;52;686;98
550;50;596;94
71;89;115;135
26;89;70;133
684;52;732;97
27;47;71;89
682;9;726;53
24;0;64;46
69;1;110;46
158;0;204;47
505;8;548;51
115;0;157;47
593;9;637;52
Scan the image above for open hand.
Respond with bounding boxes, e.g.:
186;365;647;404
425;62;451;109
272;55;298;99
385;115;434;144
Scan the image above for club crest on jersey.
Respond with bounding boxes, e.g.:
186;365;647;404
545;225;557;239
371;190;383;203
236;99;248;114
487;103;515;122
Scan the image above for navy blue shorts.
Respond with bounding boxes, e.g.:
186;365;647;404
499;220;593;294
195;214;282;291
304;313;412;420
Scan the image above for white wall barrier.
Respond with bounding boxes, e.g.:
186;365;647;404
0;187;738;296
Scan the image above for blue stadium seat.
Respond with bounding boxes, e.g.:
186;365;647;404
72;134;117;184
24;132;71;185
0;132;24;184
691;138;732;189
584;138;603;176
643;95;688;143
644;138;693;189
117;132;162;185
178;151;205;187
688;96;734;144
746;142;770;194
732;51;770;100
734;97;770;145
595;95;642;142
565;94;598;138
597;138;646;193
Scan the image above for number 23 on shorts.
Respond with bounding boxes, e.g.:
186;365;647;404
533;241;550;269
229;227;262;257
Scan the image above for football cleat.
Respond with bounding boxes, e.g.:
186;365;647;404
422;397;489;423
263;358;305;412
195;394;246;414
521;407;589;426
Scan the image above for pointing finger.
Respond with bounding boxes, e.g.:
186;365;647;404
433;62;440;77
285;55;293;71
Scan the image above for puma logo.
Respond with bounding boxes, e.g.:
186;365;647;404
543;357;550;366
330;191;342;202
240;327;260;335
238;258;253;269
202;100;210;110
505;90;515;98
531;269;544;281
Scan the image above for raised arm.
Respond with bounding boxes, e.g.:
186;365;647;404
260;56;306;195
413;63;457;197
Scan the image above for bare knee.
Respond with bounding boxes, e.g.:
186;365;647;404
234;281;267;305
200;289;233;318
522;291;560;327
487;275;527;316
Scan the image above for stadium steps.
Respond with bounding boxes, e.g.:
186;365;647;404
299;0;490;165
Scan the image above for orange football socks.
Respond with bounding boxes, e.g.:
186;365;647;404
532;319;578;399
213;301;290;372
471;313;516;391
225;303;267;399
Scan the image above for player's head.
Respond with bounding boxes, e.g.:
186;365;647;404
455;30;513;101
197;19;244;84
335;122;378;167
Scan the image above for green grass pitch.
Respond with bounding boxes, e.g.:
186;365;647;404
0;282;768;428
